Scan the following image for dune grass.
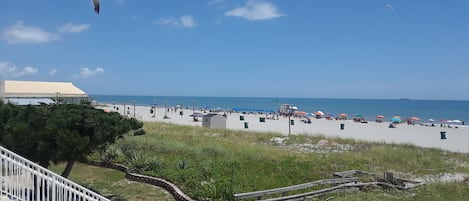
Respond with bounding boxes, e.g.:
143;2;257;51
87;122;469;200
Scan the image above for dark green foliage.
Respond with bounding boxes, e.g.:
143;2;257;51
101;146;121;163
133;128;146;136
148;158;165;173
177;160;190;170
0;102;143;177
128;152;151;173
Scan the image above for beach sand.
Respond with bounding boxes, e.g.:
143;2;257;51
100;104;469;153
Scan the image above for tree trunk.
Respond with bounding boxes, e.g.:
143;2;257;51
61;160;75;178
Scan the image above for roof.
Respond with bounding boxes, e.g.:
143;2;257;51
203;113;225;118
2;80;87;98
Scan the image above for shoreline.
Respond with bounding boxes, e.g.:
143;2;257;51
98;104;469;153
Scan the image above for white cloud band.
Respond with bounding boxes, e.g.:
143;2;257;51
155;15;197;28
225;0;284;21
58;23;91;33
79;67;105;78
2;21;60;44
0;62;39;77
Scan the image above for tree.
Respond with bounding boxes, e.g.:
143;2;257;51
0;102;143;178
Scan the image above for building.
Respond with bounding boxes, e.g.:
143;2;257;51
202;113;227;129
0;80;88;104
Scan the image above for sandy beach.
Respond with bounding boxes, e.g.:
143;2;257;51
100;104;469;153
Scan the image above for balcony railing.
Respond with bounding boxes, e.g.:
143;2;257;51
1;145;110;201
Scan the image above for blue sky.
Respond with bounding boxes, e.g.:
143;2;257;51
1;0;468;100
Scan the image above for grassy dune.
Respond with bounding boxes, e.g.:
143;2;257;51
66;122;469;200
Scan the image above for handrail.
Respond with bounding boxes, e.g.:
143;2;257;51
1;145;110;201
234;177;358;200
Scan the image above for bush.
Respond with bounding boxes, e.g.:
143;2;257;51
128;152;151;173
134;128;146;136
101;146;121;163
148;158;165;173
177;160;190;170
119;144;135;159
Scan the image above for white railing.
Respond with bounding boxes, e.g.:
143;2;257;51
0;145;110;201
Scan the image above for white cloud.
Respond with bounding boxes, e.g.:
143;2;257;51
116;0;125;5
385;4;394;12
2;21;60;44
225;0;284;21
155;15;197;28
79;67;105;78
49;69;58;77
180;16;196;28
58;22;91;33
0;62;38;77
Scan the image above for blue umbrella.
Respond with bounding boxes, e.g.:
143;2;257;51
391;117;401;123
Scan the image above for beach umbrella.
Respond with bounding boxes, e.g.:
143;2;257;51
294;111;307;115
429;119;435;122
92;0;100;14
376;115;384;119
411;117;420;121
391;117;401;123
452;120;462;124
190;112;204;117
315;111;324;116
339;113;347;117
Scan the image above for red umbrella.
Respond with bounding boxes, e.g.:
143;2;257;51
376;115;384;119
411;117;420;121
339;113;347;117
294;111;307;115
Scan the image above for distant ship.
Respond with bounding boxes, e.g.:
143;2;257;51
399;98;410;100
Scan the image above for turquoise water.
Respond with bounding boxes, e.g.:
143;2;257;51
92;95;469;123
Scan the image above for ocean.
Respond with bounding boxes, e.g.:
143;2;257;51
92;95;469;123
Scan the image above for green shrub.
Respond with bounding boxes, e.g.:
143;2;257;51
134;128;146;136
119;144;134;159
101;146;121;163
177;160;190;170
128;152;151;173
148;158;165;173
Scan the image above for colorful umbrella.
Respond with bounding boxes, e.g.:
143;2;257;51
391;117;401;123
376;115;384;118
294;111;307;115
410;117;420;121
339;113;347;117
315;111;324;116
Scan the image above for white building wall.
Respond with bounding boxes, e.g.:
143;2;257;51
0;80;5;102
